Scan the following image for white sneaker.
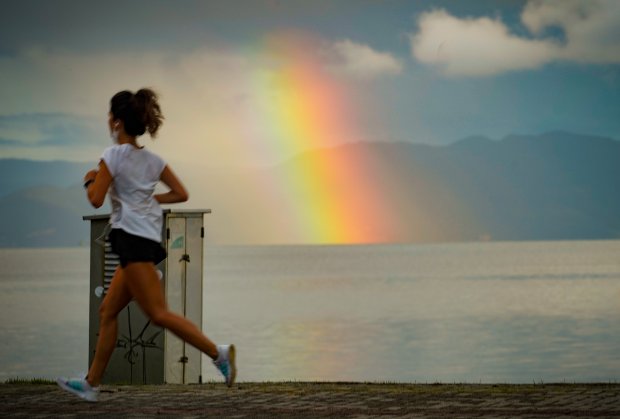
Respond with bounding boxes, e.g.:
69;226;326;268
56;377;99;402
213;344;236;387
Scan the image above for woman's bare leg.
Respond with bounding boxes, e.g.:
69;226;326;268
123;262;219;360
86;267;132;387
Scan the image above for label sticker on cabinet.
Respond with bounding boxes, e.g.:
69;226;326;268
171;236;184;249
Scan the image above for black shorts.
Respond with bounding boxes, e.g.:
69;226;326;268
109;228;167;268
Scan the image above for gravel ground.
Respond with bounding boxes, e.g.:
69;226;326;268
1;382;619;418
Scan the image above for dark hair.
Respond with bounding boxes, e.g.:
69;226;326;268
110;88;164;138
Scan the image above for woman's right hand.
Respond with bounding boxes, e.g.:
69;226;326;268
84;169;98;184
85;161;112;208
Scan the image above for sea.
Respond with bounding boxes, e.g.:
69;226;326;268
0;240;619;383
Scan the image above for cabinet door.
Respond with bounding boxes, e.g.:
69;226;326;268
164;216;186;384
184;216;204;383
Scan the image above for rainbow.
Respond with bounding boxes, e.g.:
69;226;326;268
242;31;401;244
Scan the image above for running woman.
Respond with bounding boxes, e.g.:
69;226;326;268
57;88;236;402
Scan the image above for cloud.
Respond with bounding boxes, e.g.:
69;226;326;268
0;33;392;164
0;46;261;163
409;0;620;77
522;0;620;63
0;138;20;146
0;113;100;145
0;113;106;160
323;39;403;80
410;10;558;77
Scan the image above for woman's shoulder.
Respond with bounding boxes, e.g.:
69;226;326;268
102;143;132;160
140;147;165;164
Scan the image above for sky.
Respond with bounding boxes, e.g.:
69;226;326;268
1;0;619;166
1;0;619;244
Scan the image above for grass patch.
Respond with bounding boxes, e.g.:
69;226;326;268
3;377;55;385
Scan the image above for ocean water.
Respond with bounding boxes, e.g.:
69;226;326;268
0;240;619;383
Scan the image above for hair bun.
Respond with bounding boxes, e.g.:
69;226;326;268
109;88;164;138
134;88;164;137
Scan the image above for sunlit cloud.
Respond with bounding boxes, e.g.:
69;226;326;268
410;0;620;77
323;39;403;80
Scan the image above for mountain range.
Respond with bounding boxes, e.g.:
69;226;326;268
0;131;618;247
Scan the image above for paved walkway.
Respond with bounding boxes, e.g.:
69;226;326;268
1;382;619;418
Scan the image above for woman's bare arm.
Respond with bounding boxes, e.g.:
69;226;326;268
155;165;189;204
84;160;112;208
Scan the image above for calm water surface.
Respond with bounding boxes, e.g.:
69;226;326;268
0;240;619;383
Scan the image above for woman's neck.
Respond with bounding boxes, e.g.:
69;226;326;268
117;133;141;148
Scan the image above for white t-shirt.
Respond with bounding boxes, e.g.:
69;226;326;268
101;144;166;243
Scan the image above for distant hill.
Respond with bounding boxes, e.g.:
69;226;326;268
397;131;620;241
0;131;618;246
0;184;108;247
0;159;94;198
0;159;107;246
246;131;619;243
437;131;620;241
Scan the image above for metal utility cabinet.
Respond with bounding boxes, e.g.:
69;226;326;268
83;210;211;385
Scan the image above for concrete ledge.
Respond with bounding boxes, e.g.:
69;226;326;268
2;382;619;418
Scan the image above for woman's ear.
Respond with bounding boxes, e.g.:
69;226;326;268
113;120;125;133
